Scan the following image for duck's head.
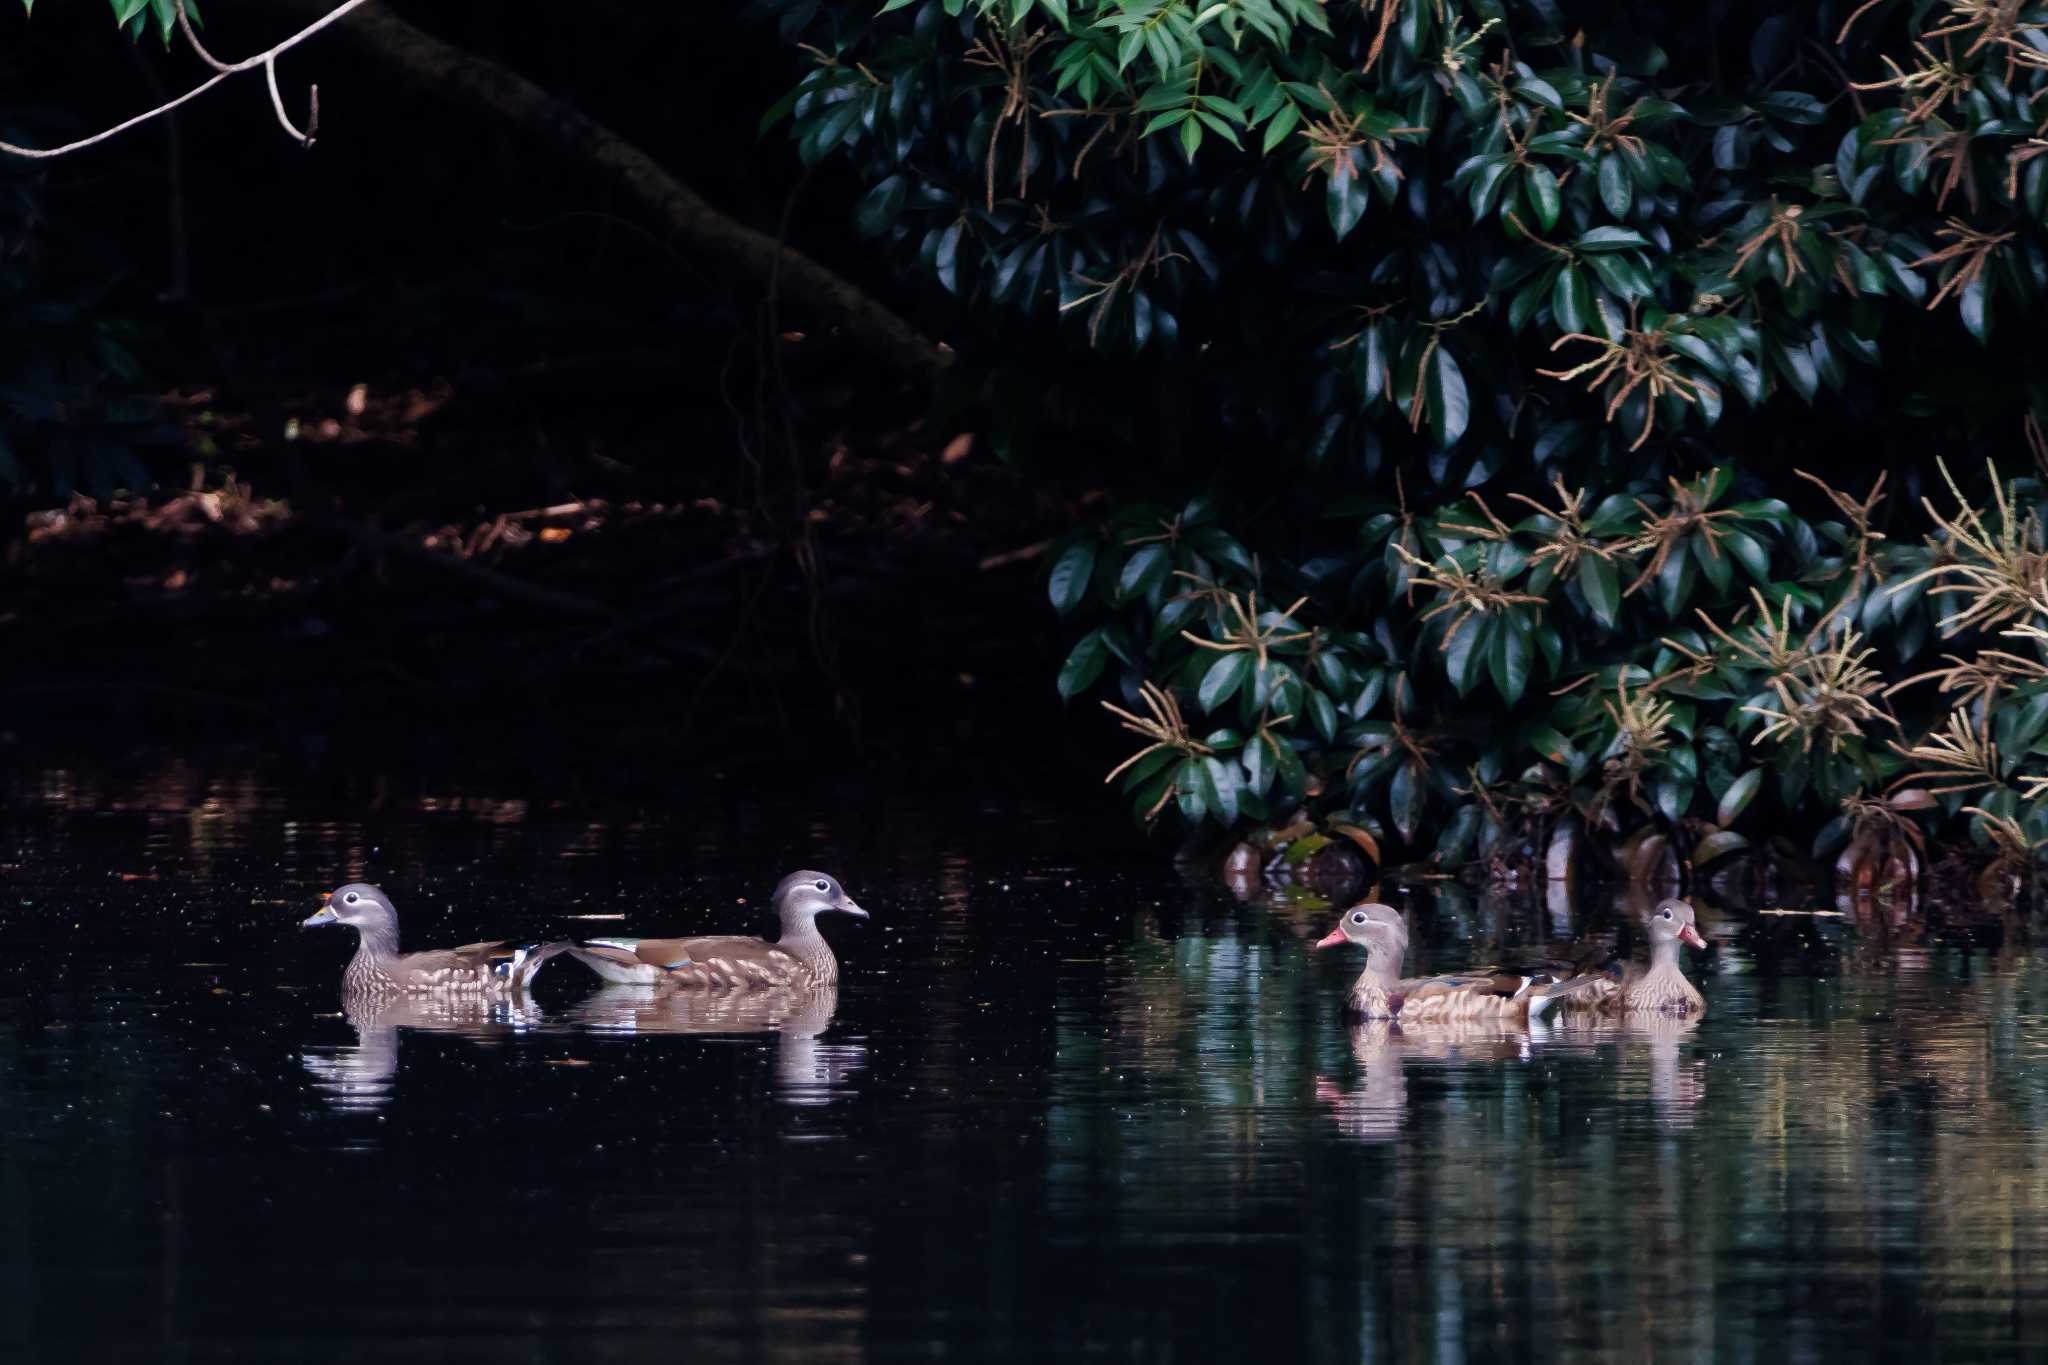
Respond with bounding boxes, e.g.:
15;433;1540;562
304;883;398;932
1314;902;1408;956
1647;897;1707;950
774;871;869;926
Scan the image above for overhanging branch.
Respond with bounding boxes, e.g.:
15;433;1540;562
0;0;369;158
300;2;949;382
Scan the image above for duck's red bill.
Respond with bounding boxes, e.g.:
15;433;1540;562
1314;927;1347;950
1679;923;1708;949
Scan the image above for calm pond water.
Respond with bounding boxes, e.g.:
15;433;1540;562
4;752;2048;1362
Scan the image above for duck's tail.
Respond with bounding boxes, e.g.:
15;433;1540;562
1525;975;1614;1022
491;940;574;990
564;939;665;986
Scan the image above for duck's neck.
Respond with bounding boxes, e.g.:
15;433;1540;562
1351;945;1402;996
1347;946;1404;1017
350;919;402;970
1630;935;1703;1012
778;913;838;986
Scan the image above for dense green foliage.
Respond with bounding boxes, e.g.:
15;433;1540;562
767;0;2048;861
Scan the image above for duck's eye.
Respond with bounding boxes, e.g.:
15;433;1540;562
814;879;830;893
344;892;360;905
1660;908;1673;919
1350;911;1367;924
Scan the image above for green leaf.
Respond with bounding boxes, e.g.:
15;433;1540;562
1328;171;1370;241
1426;345;1469;448
1389;761;1425;843
1307;687;1339;743
1181;756;1215;823
1583;249;1651;299
1722;527;1771;583
1576;226;1653;253
1261;101;1301;154
1489;615;1531;705
1433;803;1482;865
1524;164;1561;231
1244;731;1274;796
854;175;907;238
1117;746;1179;794
1469;157;1512;221
1118;543;1170;600
1760;91;1826;124
1960;277;1990;344
1203;756;1242;824
1598;153;1633;219
1445;617;1490;693
1717;768;1763;826
1693;533;1733;594
1577;553;1620;628
1057;629;1110;699
1271;733;1309;801
1528;725;1583;773
1198;651;1254;713
1518;76;1564;112
1656;542;1695;617
1048;542;1096;616
1552;267;1590;334
1694;829;1749;865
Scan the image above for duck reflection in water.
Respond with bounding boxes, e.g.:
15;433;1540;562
570;984;865;1107
1548;1009;1706;1131
301;993;547;1113
1315;1020;1535;1144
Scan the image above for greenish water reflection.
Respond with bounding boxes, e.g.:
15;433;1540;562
2;755;2045;1361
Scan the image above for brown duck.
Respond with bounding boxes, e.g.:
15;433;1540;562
1313;902;1606;1023
563;870;868;990
1562;898;1710;1017
302;883;567;999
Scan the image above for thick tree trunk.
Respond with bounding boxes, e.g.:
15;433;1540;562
301;2;949;381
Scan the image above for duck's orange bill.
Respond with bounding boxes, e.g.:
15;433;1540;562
1314;927;1347;950
1679;923;1708;949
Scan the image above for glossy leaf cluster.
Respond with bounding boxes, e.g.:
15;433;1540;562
763;1;2048;855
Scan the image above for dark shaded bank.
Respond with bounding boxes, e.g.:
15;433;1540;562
0;386;1098;785
0;3;1127;789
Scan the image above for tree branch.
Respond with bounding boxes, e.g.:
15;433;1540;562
298;2;951;382
0;0;368;159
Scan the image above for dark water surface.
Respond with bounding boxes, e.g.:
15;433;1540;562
5;754;2048;1362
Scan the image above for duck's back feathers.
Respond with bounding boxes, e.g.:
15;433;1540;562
338;938;568;999
395;939;567;992
568;935;812;990
1345;967;1618;1024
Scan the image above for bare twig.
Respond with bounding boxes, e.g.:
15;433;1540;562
0;0;369;159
